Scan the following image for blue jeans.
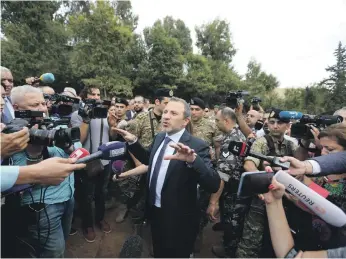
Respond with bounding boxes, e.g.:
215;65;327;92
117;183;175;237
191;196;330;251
17;198;74;258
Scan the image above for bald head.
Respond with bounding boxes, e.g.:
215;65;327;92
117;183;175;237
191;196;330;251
246;109;262;128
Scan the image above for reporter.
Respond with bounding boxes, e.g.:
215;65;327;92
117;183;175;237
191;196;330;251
0;127;30;159
1;158;86;191
262;178;345;258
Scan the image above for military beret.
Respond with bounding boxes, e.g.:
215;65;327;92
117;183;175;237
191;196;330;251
190;97;206;109
154;88;174;98
115;97;129;106
268;108;290;123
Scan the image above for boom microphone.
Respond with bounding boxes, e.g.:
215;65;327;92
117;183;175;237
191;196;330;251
275;170;346;227
279;111;303;120
75;141;126;164
228;141;290;169
119;235;143;258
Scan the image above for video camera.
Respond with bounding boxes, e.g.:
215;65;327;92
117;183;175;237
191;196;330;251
78;99;111;119
44;93;80;117
2;110;80;149
291;114;343;139
225;90;249;109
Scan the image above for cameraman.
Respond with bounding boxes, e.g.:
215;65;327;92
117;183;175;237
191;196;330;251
70;85;115;242
2;85;82;258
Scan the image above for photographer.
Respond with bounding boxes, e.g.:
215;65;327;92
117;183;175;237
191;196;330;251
70;85;115;242
2;85;82;258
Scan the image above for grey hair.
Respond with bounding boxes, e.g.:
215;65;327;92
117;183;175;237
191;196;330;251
0;66;11;74
11;85;43;105
38;86;55;94
334;107;346;116
220;107;237;122
170;97;191;118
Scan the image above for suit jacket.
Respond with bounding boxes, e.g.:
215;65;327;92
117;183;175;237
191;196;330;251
312;151;346;176
127;130;220;215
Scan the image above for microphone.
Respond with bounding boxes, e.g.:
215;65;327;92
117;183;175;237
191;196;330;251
112;160;125;177
119;235;143;258
279;111;303;120
228;141;290;169
75;141;127;164
32;73;55;84
69;148;90;160
275;170;346;227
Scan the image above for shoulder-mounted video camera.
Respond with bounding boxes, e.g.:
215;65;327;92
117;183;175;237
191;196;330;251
291;114;343;139
2;110;80;149
225;90;249;109
44;93;80;117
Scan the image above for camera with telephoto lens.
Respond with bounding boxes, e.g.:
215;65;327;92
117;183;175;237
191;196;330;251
44;93;80;117
2;110;80;149
78;99;111;120
225;90;249;109
291;114;343;139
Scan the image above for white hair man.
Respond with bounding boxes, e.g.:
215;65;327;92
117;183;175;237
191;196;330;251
1;66;15;123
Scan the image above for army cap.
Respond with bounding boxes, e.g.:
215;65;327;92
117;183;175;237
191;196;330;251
115;97;129;106
190;97;206;109
268;108;290;123
154;88;174;98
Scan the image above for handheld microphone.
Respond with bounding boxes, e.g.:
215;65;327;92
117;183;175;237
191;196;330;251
33;73;55;84
279;111;303;120
112;160;125;177
275;171;346;227
228;141;290;169
75;141;127;164
119;235;143;258
69;148;90;160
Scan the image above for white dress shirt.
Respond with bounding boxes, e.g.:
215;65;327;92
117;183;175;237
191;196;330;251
150;128;186;207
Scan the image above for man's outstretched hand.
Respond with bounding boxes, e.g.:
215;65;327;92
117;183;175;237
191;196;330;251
164;143;196;163
112;128;137;143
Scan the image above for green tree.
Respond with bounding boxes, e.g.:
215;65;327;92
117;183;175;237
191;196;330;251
323;41;346;111
68;1;133;97
195;19;236;63
114;0;139;31
1;1;69;90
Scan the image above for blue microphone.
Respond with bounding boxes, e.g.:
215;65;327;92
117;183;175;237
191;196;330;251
40;73;55;84
75;141;127;164
279;111;303;120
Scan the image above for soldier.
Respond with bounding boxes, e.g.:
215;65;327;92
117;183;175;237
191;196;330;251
207;107;246;257
236;108;299;258
190;97;223;252
132;95;145;118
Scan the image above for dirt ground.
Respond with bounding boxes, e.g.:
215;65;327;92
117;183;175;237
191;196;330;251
65;203;221;258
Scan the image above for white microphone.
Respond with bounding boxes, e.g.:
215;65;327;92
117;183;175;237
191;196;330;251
275;170;346;227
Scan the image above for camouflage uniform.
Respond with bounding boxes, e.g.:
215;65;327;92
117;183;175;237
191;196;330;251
217;127;247;257
192;117;223;232
125;109;162;220
236;134;298;258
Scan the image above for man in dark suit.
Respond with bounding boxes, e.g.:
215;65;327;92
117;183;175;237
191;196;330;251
115;97;221;258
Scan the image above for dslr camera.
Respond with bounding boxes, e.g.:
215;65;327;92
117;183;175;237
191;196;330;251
291;114;343;139
78;99;111;119
2;110;80;149
225;90;249;109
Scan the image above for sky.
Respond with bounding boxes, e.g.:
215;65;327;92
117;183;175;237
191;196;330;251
131;0;346;88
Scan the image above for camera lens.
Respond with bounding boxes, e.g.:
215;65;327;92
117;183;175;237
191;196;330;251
29;128;56;146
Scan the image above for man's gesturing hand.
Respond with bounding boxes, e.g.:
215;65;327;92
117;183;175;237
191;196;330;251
1;127;30;158
164;143;196;163
21;157;86;186
112;128;137;143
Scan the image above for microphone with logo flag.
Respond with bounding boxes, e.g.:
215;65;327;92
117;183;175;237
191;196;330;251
118;235;143;258
75;141;127;164
112;160;125;179
228;141;290;169
69;147;90;160
32;73;55;84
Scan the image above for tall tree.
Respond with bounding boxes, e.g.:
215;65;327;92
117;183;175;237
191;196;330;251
114;0;138;31
323;41;346;110
1;1;69;89
195;19;236;63
68;0;133;97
